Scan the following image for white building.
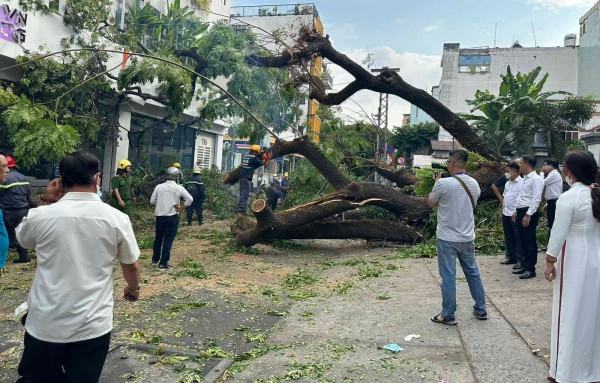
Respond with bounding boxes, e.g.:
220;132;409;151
229;3;330;144
436;42;579;141
0;0;230;189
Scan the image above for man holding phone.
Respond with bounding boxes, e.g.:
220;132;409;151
15;151;141;383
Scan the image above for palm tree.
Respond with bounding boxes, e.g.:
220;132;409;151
463;66;595;159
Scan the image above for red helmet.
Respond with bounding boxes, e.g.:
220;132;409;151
5;155;15;168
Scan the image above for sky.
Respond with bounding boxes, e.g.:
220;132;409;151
230;0;597;128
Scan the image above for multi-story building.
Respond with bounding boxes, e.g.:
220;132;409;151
230;3;330;144
436;42;579;141
0;0;230;189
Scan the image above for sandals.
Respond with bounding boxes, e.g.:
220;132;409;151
431;313;457;326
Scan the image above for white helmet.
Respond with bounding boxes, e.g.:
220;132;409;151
166;167;181;177
192;166;202;173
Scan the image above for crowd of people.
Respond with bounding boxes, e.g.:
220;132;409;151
429;149;600;383
0;148;598;382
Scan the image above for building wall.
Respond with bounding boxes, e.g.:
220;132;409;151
579;3;600;100
437;43;579;140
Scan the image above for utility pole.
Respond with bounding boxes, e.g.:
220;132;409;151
370;66;400;165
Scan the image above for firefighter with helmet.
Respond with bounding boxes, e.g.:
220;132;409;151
184;166;205;225
172;162;184;184
235;145;270;215
110;159;136;215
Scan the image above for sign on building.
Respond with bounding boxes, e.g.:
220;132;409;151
0;4;27;44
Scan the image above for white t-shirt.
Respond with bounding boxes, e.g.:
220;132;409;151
16;192;140;343
429;174;481;242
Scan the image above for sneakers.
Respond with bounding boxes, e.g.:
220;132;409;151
158;264;173;271
13;258;30;263
474;310;488;320
151;261;158;266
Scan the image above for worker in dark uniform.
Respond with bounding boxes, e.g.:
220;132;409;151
263;180;281;211
235;145;269;215
0;156;33;263
185;166;206;225
110;159;136;215
173;162;184;185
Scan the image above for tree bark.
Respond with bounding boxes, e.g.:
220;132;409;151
280;220;422;243
233;197;419;246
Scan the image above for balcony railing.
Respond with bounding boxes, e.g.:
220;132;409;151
230;3;318;18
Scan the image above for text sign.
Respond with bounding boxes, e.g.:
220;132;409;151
0;4;27;44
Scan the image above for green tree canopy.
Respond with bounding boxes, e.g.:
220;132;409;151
390;121;438;158
462;66;595;159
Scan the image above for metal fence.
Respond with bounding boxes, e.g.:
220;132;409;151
230;3;317;18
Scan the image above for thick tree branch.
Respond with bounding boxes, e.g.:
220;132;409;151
249;35;502;162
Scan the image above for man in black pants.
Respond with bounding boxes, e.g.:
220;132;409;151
541;158;562;239
15;151;141;383
185;166;206;225
499;162;523;267
150;167;193;270
0;155;34;263
512;156;544;279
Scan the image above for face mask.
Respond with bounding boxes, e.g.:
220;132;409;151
565;176;573;186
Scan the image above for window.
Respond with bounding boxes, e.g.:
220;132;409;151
232;24;249;33
581;17;588;36
128;114;196;173
564;131;579;140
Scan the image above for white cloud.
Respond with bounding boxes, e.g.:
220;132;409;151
424;23;440;32
327;46;442;129
530;0;595;9
327;23;359;41
395;18;406;25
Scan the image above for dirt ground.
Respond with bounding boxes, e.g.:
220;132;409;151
0;213;553;383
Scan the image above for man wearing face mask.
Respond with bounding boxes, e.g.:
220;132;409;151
512;156;544;279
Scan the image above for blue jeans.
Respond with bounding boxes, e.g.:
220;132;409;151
235;178;251;213
436;239;487;319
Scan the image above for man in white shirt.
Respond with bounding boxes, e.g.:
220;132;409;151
428;150;487;325
500;162;524;267
541;158;563;236
150;167;193;270
15;151;141;383
512;155;544;279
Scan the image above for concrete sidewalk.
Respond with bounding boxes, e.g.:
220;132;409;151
225;253;552;383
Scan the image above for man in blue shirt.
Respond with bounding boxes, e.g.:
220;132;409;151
235;145;268;215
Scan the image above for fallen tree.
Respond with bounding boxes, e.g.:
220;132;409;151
225;28;505;246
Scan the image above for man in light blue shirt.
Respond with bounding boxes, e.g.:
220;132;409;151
428;150;487;325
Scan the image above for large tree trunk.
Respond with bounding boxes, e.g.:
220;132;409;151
233;199;422;246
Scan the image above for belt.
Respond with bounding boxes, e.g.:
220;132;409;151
546;198;558;202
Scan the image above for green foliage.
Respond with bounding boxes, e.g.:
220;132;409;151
136;235;154;249
175;259;208;279
391;122;439;158
413;168;435;196
282;268;318;289
391;242;437;259
357;266;383;279
463;66;595;159
334;281;353;295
